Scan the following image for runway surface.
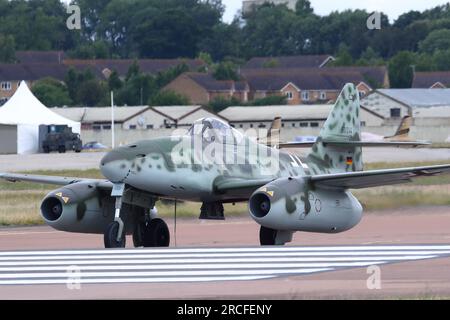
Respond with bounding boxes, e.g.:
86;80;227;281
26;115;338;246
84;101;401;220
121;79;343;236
0;208;450;299
1;245;450;286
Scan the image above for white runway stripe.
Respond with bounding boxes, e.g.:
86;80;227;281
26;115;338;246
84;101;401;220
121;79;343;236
1;245;450;256
0;245;449;285
1;250;449;261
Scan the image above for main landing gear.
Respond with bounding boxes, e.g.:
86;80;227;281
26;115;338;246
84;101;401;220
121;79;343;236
259;226;293;246
104;184;170;248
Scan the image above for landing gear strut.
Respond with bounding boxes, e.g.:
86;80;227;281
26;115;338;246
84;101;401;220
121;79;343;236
105;184;127;248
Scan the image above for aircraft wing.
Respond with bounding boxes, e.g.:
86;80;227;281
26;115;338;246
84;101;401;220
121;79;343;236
309;164;450;189
279;142;315;148
279;141;430;149
0;173;112;189
214;178;274;193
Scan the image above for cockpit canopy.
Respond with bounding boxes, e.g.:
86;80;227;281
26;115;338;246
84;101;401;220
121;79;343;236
188;118;244;143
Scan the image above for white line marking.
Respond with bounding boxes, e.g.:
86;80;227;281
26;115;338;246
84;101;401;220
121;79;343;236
1;245;449;256
0;268;331;279
0;251;448;261
0;261;384;272
0;255;437;266
0;275;277;285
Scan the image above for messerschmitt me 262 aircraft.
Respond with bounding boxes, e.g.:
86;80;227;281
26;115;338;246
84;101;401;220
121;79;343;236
1;84;449;248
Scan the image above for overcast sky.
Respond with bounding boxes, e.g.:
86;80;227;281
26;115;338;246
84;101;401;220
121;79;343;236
222;0;450;22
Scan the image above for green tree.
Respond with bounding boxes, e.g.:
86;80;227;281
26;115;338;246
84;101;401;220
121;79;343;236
32;78;72;107
332;44;353;66
419;29;450;53
433;49;450;71
208;96;240;113
388;51;416;88
108;70;123;91
0;34;16;63
295;0;314;17
77;79;107;107
149;90;190;106
213;61;239;81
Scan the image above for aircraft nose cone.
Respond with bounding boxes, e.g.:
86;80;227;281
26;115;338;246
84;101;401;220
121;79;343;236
100;150;131;183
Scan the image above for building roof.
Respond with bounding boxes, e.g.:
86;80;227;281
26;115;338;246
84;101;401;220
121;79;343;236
0;63;67;81
64;59;205;79
377;89;450;108
243;55;334;69
52;106;208;123
184;73;248;91
220;105;337;122
220;104;383;122
412;72;450;88
412;106;450;118
52;106;149;123
241;68;368;91
15;51;65;64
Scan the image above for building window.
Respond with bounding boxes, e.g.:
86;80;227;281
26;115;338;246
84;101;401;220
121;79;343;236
301;91;310;101
300;122;308;127
103;125;111;130
129;125;137;130
310;122;319;128
390;108;401;118
93;125;101;131
0;97;8;106
292;123;296;127
281;123;285;128
361;121;366;127
239;124;243;128
250;124;254;128
258;123;266;128
146;124;154;129
285;91;294;100
320;91;327;100
1;82;12;91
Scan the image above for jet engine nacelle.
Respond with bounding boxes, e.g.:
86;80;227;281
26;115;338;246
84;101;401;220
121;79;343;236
248;177;363;233
40;182;115;234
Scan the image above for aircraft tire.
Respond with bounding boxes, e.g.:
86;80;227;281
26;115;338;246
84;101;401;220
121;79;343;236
260;226;277;246
104;221;126;248
143;218;170;247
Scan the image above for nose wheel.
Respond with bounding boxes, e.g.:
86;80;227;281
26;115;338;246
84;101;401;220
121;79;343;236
105;221;126;248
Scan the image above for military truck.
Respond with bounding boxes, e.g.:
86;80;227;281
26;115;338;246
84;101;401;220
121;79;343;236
42;126;82;154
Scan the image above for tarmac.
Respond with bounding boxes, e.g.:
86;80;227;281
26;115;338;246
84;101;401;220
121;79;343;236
0;206;449;299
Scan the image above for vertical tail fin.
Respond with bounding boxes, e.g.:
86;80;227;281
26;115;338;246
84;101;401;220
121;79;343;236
306;83;363;174
267;117;281;147
386;116;412;141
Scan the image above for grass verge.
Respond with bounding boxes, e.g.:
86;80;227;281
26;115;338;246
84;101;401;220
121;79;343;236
0;161;449;226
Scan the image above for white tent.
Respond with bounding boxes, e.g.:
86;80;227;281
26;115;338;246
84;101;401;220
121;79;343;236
0;81;81;154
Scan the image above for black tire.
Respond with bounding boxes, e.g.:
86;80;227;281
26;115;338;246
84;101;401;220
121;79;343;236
260;226;277;246
43;146;50;154
58;146;66;153
104;221;126;248
133;222;144;248
143;218;170;247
